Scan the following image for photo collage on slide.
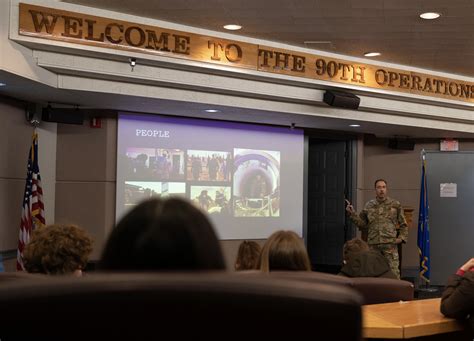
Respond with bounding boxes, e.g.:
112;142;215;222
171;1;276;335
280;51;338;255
122;147;281;217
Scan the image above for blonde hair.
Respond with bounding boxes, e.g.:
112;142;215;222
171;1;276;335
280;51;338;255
235;241;261;271
260;230;311;272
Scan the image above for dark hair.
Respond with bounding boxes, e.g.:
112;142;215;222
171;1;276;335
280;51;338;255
374;179;387;188
260;230;311;272
23;224;93;275
100;197;226;271
342;238;369;261
235;241;261;271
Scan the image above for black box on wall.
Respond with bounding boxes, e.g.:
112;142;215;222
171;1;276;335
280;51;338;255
388;138;415;150
42;107;84;125
323;90;360;109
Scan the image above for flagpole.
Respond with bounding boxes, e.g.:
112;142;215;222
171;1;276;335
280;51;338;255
422;149;427;292
417;150;437;296
423;153;432;292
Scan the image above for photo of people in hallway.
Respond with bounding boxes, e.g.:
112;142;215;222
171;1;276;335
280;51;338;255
233;149;280;217
123;147;185;181
186;150;232;181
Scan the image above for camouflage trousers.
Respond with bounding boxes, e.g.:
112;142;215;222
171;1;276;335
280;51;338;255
369;243;400;279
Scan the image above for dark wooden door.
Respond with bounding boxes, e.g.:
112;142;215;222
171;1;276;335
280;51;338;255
307;139;348;272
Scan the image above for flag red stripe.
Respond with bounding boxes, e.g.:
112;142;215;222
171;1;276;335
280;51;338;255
17;133;45;271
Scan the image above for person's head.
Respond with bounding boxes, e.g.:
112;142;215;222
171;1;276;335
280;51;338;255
342;238;369;264
260;230;311;272
100;197;226;271
235;241;262;271
374;179;387;200
23;224;93;276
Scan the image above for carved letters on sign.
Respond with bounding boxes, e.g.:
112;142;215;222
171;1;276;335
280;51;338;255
18;3;474;103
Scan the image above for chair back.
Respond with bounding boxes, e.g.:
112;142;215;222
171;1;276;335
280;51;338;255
350;276;414;304
247;270;414;304
0;272;363;340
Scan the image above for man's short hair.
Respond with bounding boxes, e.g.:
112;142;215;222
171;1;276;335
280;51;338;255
374;179;387;188
343;238;369;261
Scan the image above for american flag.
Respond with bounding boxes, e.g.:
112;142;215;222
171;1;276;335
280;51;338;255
16;132;45;271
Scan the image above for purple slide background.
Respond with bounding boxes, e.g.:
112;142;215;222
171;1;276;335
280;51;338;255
116;113;304;240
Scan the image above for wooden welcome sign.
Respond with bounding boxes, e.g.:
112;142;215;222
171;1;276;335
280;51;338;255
19;3;474;103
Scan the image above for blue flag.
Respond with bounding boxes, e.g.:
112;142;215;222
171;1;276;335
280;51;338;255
417;158;430;283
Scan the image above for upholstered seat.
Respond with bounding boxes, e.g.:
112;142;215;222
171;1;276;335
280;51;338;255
240;270;414;304
0;272;362;340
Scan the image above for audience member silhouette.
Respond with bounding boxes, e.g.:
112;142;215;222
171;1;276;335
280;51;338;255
440;258;474;334
260;230;311;272
23;224;93;276
100;197;226;271
235;240;261;271
338;238;397;279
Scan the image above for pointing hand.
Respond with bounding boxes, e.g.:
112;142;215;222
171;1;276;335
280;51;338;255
345;199;355;214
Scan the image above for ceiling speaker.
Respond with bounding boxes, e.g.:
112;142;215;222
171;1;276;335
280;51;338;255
323;90;360;109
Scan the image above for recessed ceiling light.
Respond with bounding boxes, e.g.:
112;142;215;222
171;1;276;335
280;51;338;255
0;82;6;87
349;124;361;127
420;12;441;20
364;52;381;57
223;24;242;31
205;109;220;113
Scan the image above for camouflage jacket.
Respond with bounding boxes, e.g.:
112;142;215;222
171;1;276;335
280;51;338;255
349;197;408;245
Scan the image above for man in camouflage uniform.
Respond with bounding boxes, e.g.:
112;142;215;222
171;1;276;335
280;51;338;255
345;179;408;279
